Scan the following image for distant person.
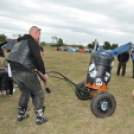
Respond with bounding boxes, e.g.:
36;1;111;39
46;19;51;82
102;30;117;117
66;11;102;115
0;69;8;95
0;69;15;96
116;52;129;76
7;26;48;125
131;49;134;78
0;38;9;57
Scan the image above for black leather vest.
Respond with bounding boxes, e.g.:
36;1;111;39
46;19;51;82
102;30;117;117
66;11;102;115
7;40;35;70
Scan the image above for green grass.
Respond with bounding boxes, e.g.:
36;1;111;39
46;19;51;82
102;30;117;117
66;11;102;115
0;46;134;134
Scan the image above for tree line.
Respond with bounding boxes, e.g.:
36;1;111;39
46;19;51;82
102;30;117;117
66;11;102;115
0;34;118;50
87;41;118;50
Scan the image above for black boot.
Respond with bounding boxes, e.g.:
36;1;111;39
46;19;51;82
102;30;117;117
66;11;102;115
17;107;29;121
35;107;48;125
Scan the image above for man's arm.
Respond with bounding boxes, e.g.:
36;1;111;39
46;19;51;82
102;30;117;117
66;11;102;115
0;39;9;47
28;40;46;74
0;41;7;47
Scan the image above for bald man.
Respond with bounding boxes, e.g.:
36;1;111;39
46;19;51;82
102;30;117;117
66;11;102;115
7;26;48;125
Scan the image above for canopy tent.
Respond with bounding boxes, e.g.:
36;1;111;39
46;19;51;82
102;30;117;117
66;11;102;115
98;42;133;56
80;49;86;53
67;47;75;52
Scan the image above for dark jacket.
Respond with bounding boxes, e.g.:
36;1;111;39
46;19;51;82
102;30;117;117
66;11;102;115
0;41;7;57
117;52;129;63
7;35;46;74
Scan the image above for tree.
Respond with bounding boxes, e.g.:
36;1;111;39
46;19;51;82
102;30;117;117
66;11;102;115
111;43;118;50
87;41;96;49
40;41;45;46
0;34;6;43
78;45;84;49
103;41;111;50
87;43;94;49
57;38;63;46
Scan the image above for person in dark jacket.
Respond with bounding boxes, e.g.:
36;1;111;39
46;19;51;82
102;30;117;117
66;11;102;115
131;49;134;78
116;52;129;76
0;38;9;57
7;26;48;125
0;69;14;96
0;69;8;95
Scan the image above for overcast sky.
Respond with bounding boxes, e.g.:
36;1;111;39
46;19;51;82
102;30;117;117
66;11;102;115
0;0;134;45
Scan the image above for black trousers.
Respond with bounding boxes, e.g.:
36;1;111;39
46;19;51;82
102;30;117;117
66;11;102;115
7;77;14;95
0;70;8;91
116;62;126;76
12;71;45;110
0;69;14;95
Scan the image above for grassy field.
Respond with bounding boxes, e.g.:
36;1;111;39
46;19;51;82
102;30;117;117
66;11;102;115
0;46;134;134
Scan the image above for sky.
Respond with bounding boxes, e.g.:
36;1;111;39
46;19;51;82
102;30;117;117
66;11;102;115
0;0;134;46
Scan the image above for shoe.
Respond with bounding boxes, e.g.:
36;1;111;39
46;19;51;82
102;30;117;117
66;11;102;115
35;107;48;125
17;114;29;121
36;116;48;125
17;107;29;121
45;87;51;94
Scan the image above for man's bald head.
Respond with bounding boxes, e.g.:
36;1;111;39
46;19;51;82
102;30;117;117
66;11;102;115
29;26;41;42
29;26;41;34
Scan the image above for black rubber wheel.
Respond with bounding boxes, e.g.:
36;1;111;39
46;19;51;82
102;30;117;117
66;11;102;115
75;81;90;100
4;58;8;67
90;92;116;118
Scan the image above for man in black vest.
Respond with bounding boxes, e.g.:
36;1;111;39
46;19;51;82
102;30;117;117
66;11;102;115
116;52;129;76
7;26;48;125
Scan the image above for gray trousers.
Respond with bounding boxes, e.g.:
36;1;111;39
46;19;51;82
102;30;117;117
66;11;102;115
12;71;45;110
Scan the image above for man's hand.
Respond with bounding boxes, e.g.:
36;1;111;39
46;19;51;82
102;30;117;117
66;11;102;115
43;74;48;79
45;87;51;94
38;71;48;81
